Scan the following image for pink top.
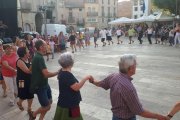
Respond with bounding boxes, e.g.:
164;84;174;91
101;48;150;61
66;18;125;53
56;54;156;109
1;52;17;77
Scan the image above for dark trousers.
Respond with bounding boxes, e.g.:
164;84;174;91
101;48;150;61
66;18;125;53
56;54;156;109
138;36;143;44
147;34;152;44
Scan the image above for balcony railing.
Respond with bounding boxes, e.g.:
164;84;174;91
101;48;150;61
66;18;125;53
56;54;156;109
68;16;76;23
87;12;98;16
20;2;32;12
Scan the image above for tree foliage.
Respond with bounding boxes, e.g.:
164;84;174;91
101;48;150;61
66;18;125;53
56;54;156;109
153;0;180;15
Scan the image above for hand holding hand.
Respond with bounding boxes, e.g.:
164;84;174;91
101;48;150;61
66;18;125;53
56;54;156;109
84;75;92;81
89;75;94;83
165;116;171;120
157;115;169;120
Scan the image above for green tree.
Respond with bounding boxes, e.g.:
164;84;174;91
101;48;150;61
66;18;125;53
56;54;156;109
153;0;180;15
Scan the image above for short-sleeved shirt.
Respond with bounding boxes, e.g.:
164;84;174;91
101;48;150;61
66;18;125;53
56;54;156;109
1;52;17;77
30;52;47;92
57;70;82;108
99;72;144;119
128;29;135;37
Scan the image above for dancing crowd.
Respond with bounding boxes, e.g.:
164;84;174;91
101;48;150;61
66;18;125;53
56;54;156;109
0;22;179;120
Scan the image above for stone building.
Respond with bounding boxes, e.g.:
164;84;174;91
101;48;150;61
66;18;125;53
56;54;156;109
131;0;152;19
17;0;57;34
17;0;118;34
64;0;85;30
84;0;99;28
98;0;118;28
117;0;132;18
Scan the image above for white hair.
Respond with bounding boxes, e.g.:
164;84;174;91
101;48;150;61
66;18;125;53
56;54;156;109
58;52;74;68
119;54;136;73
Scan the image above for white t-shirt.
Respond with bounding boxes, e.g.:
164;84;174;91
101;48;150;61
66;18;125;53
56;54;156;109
107;30;112;36
49;41;55;50
100;30;107;38
116;29;122;36
147;28;153;34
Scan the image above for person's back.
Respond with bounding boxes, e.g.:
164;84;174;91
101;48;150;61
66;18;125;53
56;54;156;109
99;72;142;119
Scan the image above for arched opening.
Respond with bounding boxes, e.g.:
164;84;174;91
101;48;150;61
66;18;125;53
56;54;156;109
24;23;31;31
35;13;43;34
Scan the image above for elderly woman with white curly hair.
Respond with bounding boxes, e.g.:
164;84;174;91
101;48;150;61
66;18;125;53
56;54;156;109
89;54;166;120
53;52;92;120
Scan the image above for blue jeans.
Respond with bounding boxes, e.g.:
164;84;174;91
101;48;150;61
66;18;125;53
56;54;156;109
35;84;52;107
112;114;136;120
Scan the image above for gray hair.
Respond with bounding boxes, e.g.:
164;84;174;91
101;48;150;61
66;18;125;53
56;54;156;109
119;54;136;73
58;52;74;68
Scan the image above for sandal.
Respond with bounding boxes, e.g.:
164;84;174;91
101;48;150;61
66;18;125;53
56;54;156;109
27;109;32;115
29;111;36;120
17;102;24;111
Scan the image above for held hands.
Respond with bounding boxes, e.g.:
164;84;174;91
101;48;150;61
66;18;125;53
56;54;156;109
157;114;170;120
84;75;94;83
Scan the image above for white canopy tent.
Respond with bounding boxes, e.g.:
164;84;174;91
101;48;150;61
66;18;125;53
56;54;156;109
108;17;133;25
108;12;173;25
132;15;156;23
155;12;174;21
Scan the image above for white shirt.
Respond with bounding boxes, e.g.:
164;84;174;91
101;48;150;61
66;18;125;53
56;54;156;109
49;41;55;50
147;28;153;34
107;30;112;36
116;29;122;36
100;30;107;38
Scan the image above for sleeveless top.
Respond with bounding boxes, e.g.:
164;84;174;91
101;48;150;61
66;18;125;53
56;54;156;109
16;58;31;81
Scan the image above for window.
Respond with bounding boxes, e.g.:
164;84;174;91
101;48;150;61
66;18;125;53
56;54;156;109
134;0;138;6
141;6;144;11
114;8;116;17
140;0;144;5
108;7;110;16
88;0;95;3
87;18;97;22
134;7;138;11
88;7;91;12
141;14;143;17
102;18;104;23
92;7;95;12
102;6;104;16
134;15;137;19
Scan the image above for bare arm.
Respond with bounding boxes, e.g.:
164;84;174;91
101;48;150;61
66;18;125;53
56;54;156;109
90;79;101;87
17;60;31;74
70;75;91;91
42;69;58;78
139;109;166;120
2;61;16;72
166;102;180;119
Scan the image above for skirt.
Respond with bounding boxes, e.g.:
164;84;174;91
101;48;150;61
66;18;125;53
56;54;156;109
54;106;83;120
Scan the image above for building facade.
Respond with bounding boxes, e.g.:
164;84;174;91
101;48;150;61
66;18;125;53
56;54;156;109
84;0;99;28
17;0;118;34
132;0;152;19
64;0;85;31
17;0;57;34
98;0;118;28
117;0;132;18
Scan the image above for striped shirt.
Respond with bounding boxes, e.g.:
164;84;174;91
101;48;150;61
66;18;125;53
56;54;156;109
99;72;144;119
